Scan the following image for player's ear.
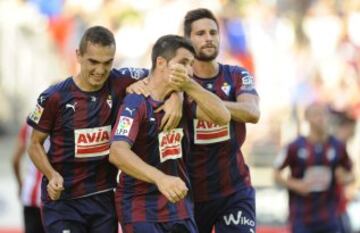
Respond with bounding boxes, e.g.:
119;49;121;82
76;49;82;61
156;56;167;71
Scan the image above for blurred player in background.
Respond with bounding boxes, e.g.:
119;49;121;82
12;122;46;233
109;34;230;233
274;102;355;233
27;26;181;233
182;8;260;233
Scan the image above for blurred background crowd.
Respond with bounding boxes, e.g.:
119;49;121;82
0;0;359;231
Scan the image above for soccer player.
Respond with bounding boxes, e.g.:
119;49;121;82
182;8;260;233
12;122;46;233
273;102;354;233
27;26;181;233
109;34;230;233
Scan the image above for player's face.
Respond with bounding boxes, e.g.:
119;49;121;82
77;42;115;90
306;104;329;132
167;48;195;76
189;18;219;62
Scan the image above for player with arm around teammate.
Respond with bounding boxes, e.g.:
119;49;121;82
109;34;230;233
182;8;260;233
27;26;181;233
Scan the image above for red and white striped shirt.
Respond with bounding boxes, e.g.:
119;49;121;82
19;124;49;207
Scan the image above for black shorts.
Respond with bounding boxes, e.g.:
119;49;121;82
24;206;45;233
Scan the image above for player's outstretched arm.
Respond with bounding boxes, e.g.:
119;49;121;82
183;79;230;125
223;94;260;123
273;169;310;196
28;129;63;200
110;141;188;203
126;77;150;97
169;65;230;125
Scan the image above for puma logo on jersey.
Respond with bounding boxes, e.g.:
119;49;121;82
125;107;135;115
65;102;77;112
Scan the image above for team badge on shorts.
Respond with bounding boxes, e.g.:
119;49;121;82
29;104;44;124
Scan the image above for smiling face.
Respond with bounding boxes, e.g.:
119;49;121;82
76;41;115;91
189;18;219;62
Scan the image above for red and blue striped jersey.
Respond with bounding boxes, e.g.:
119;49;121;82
185;64;258;202
27;68;148;200
274;135;352;225
112;93;193;223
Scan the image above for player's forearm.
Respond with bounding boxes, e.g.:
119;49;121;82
224;101;260;123
109;145;165;184
184;80;230;125
28;143;57;180
12;148;24;187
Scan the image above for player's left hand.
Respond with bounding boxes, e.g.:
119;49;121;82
155;92;183;131
126;77;150;97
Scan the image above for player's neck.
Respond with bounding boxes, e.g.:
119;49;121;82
147;74;172;101
73;74;102;92
308;130;328;144
193;60;219;79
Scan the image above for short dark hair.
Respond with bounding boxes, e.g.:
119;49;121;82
79;26;115;55
151;35;195;71
184;8;219;38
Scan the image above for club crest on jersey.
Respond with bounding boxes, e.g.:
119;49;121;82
107;95;112;109
158;128;183;163
221;82;231;96
240;73;255;91
115;116;133;136
74;125;111;158
29;103;44;124
194;119;230;144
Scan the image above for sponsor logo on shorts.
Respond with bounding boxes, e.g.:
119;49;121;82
223;210;255;227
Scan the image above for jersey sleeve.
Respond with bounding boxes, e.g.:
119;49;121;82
274;143;295;170
26;89;59;133
233;66;258;97
114;67;149;80
112;94;145;146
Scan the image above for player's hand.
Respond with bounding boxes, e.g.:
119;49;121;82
47;172;64;200
155;92;183;131
155;174;188;203
126;77;150;97
335;167;354;185
168;64;190;91
287;177;311;196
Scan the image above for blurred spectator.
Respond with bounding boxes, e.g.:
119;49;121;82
12;122;47;233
